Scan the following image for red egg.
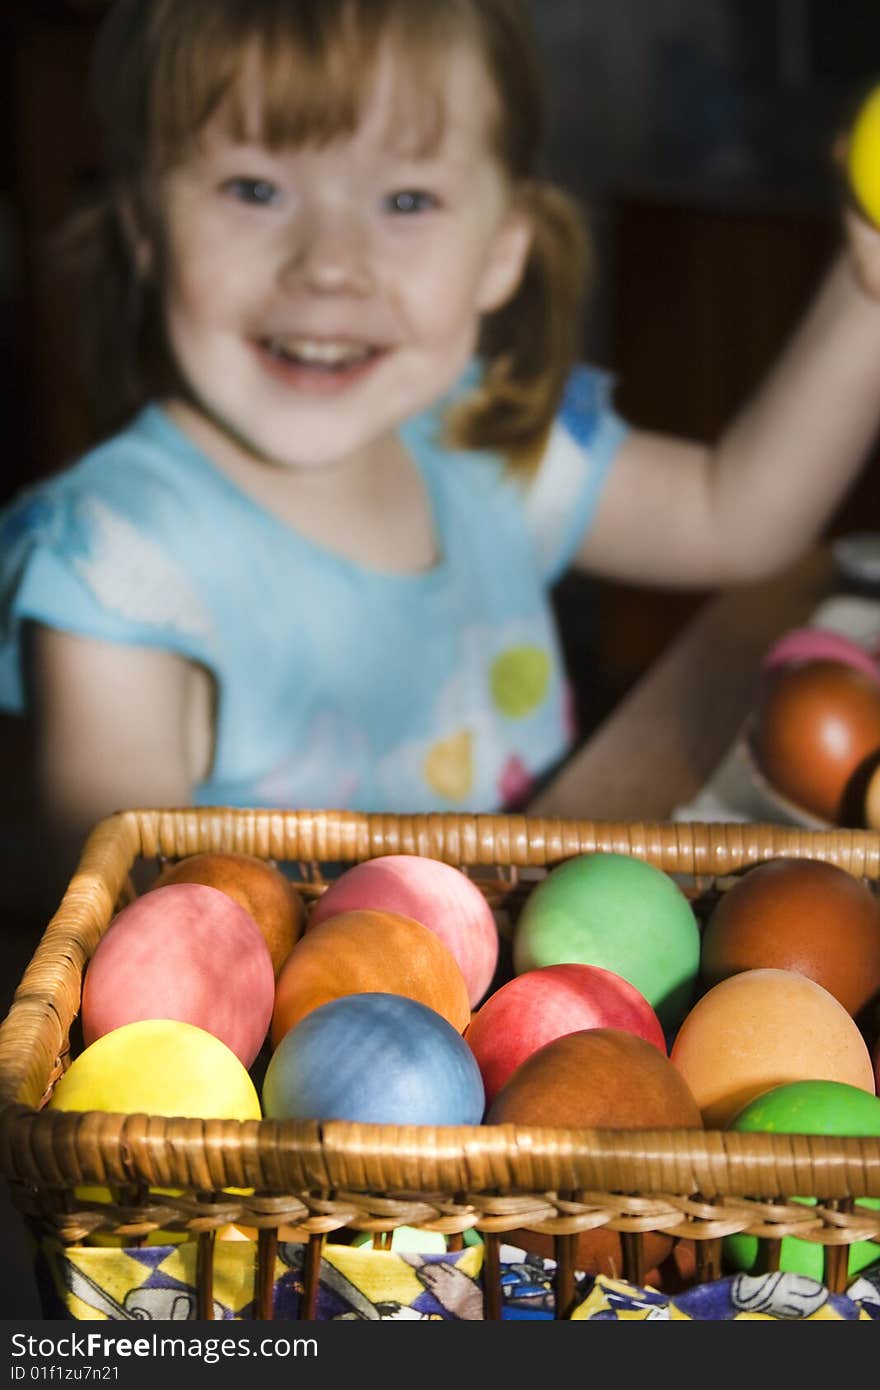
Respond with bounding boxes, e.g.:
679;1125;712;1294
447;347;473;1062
752;659;880;823
81;883;275;1067
700;857;880;1021
465;962;666;1109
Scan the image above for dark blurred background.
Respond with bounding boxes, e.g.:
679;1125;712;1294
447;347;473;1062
2;0;880;1322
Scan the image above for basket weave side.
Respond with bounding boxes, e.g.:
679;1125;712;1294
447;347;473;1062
127;807;880;878
2;1107;879;1202
1;809;880;1211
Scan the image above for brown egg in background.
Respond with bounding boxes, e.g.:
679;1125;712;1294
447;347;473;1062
700;857;880;1027
150;851;306;977
751;659;880;824
486;1028;703;1279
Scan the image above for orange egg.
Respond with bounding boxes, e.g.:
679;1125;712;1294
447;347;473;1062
270;909;471;1047
700;857;880;1021
669;968;876;1128
752;659;880;823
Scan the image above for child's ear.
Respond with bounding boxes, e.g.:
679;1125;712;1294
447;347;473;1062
117;191;155;278
476;205;534;315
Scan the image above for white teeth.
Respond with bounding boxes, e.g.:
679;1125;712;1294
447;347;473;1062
266;337;373;366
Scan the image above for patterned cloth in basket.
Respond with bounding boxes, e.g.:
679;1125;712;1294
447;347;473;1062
35;1239;880;1321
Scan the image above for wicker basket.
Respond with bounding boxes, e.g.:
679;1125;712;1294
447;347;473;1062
1;807;879;1320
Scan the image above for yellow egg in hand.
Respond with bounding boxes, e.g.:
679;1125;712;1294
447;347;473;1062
848;84;880;226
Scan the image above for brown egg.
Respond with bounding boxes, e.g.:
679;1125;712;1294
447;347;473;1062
486;1029;703;1278
270;909;471;1047
151;851;305;977
752;659;880;823
701;857;880;1022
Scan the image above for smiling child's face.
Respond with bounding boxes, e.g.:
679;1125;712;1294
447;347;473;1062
150;38;532;474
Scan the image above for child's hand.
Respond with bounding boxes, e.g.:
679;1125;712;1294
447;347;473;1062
831;123;880;302
843;204;880;302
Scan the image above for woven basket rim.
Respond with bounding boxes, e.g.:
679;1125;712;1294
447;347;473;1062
2;807;879;1203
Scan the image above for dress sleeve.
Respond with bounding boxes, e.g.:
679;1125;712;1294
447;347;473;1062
0;479;216;713
522;365;629;584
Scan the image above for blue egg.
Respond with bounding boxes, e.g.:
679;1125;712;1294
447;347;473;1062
261;992;485;1125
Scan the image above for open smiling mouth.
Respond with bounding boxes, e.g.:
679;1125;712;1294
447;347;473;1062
260;336;384;378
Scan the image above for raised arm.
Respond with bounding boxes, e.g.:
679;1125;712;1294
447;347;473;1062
575;211;880;590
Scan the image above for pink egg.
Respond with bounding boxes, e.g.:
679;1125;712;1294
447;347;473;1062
81;883;275;1067
465;962;666;1109
762;627;880;686
307;855;499;1008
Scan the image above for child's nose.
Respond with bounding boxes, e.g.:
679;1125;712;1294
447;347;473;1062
278;207;373;296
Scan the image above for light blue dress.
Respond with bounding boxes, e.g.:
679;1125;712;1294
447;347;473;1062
0;364;627;813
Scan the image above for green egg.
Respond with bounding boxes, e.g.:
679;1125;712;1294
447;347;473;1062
512;852;700;1031
725;1080;880;1283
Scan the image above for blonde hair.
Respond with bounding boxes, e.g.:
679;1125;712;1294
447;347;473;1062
64;0;591;468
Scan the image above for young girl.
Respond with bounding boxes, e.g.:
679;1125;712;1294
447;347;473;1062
4;0;880;877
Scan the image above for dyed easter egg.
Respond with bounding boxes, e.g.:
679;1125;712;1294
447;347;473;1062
848;83;880;226
761;627;880;685
725;1080;880;1282
752;659;880;823
862;757;880;830
150;851;305;976
49;1018;262;1122
308;854;498;1008
465;962;666;1109
49;1018;262;1242
669;968;876;1129
486;1028;703;1277
81;883;275;1067
512;852;701;1030
700;857;880;1020
270;908;471;1047
263;992;485;1125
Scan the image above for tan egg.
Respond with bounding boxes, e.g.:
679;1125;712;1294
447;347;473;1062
864;759;880;829
670;968;876;1129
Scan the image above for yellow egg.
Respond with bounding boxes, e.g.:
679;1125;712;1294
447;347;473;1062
848;84;880;226
49;1019;262;1245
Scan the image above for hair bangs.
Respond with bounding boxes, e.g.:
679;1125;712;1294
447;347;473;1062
145;0;469;168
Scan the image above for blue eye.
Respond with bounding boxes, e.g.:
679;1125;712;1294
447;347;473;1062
385;189;436;214
225;177;280;206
